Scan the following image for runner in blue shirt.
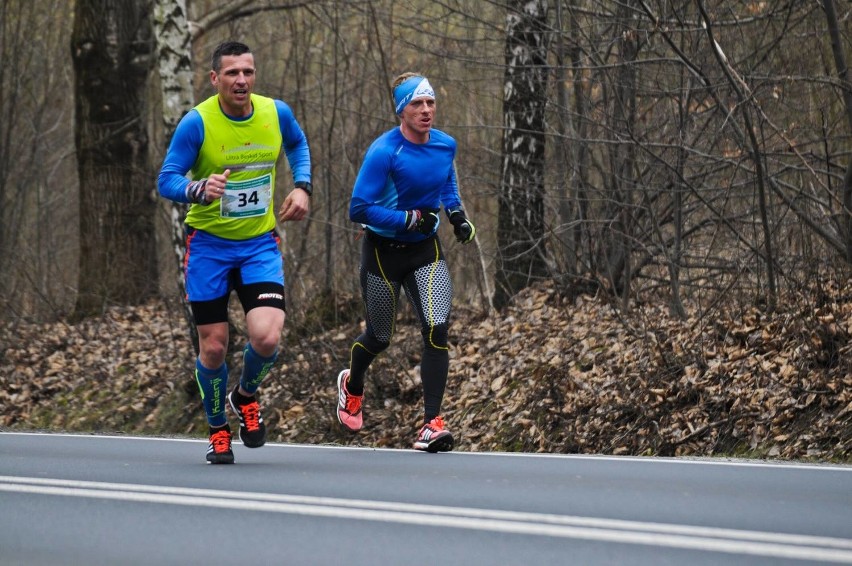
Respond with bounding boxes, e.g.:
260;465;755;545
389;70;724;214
158;41;312;464
335;72;476;452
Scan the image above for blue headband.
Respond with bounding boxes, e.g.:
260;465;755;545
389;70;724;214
393;76;435;114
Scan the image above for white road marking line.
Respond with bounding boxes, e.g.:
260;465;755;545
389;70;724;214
2;476;851;563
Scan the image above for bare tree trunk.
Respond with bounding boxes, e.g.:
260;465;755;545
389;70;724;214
822;0;852;260
697;0;777;311
553;2;574;276
153;0;198;352
568;2;593;289
670;94;687;319
667;3;693;320
493;0;550;310
606;1;639;310
71;0;157;317
0;2;76;318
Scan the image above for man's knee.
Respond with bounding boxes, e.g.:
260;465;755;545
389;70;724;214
246;307;285;356
198;328;228;367
422;323;448;349
359;333;391;354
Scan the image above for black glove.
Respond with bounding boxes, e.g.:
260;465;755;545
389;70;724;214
406;209;440;235
447;208;476;244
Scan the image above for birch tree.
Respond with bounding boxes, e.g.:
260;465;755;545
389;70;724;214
493;0;550;310
153;0;197;350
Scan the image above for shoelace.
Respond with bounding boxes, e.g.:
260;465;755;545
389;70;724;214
210;430;231;452
239;401;261;431
421;416;446;437
344;392;362;414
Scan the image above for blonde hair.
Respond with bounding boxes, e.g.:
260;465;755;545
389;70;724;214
392;72;423;89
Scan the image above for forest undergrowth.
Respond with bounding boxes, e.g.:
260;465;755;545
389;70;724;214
2;278;850;463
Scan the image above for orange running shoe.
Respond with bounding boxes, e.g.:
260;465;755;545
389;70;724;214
206;426;235;464
336;369;363;432
228;387;267;448
413;416;454;453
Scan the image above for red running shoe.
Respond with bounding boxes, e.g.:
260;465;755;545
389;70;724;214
336;369;363;432
413;416;454;453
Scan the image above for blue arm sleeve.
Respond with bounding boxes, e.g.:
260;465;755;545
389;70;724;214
276;100;311;185
157;110;204;204
440;163;462;212
349;144;409;232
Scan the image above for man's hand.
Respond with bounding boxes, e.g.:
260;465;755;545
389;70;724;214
406;209;439;235
278;187;310;222
186;169;231;204
448;208;476;244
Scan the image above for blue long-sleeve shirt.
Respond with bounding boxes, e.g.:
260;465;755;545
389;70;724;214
349;127;462;242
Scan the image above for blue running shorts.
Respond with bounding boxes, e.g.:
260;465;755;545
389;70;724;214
184;228;284;302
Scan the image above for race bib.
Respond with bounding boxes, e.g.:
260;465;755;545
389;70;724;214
220;174;272;218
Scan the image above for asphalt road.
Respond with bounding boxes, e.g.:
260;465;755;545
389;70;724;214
1;432;850;565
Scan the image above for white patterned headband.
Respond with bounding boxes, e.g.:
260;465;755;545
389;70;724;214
393;77;435;115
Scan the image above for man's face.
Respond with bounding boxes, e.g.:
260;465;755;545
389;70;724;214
400;96;435;141
211;53;256;116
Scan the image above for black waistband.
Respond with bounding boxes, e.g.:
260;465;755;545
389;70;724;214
365;229;434;249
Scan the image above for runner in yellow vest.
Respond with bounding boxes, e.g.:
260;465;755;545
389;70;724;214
158;41;312;464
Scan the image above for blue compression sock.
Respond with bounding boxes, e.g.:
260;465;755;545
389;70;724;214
240;343;277;395
195;360;228;427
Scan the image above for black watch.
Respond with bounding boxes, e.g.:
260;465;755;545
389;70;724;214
294;181;312;197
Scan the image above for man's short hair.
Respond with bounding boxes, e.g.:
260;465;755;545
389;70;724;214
392;72;423;89
212;41;252;72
